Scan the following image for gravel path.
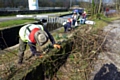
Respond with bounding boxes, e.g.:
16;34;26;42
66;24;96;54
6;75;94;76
90;20;120;80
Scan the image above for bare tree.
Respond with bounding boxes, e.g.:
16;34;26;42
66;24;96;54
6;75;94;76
98;0;102;13
114;0;120;10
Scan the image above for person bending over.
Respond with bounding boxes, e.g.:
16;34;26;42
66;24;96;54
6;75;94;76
18;21;61;64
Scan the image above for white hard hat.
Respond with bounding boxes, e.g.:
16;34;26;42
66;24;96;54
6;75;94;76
84;11;86;13
35;30;48;46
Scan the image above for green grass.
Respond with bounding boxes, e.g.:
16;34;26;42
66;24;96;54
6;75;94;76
0;19;35;29
91;15;120;31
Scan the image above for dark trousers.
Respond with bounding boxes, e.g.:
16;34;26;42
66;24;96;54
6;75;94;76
18;38;36;63
64;25;67;32
72;20;76;26
63;22;71;32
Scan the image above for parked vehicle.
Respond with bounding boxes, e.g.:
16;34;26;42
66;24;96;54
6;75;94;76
72;8;84;15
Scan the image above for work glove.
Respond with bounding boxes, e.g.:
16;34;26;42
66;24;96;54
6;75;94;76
35;52;44;58
53;44;61;49
38;55;43;58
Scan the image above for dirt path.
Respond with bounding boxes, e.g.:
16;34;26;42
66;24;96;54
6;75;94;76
90;20;120;80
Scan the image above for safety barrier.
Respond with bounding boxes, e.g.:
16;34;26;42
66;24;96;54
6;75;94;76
47;17;67;24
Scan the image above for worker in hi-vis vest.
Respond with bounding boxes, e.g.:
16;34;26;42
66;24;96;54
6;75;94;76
18;19;61;64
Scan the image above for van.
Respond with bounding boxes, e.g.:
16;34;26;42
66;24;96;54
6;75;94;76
72;8;84;15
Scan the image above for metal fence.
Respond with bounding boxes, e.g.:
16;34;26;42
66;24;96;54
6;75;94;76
47;17;67;24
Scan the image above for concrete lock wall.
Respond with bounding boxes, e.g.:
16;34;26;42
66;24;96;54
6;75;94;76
0;17;66;50
0;25;22;50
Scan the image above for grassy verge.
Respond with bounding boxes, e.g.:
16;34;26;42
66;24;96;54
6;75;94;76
0;19;35;29
90;15;120;31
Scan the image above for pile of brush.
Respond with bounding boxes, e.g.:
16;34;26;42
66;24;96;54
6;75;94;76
55;25;106;80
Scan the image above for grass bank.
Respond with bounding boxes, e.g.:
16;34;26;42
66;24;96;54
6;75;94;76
91;15;120;31
0;19;35;29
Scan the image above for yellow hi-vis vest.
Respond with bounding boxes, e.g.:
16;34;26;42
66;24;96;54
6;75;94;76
19;24;44;42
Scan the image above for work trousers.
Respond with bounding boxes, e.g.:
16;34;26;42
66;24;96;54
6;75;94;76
18;38;36;62
63;23;71;32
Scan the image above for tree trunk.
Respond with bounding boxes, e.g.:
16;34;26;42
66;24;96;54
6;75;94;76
98;0;102;13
